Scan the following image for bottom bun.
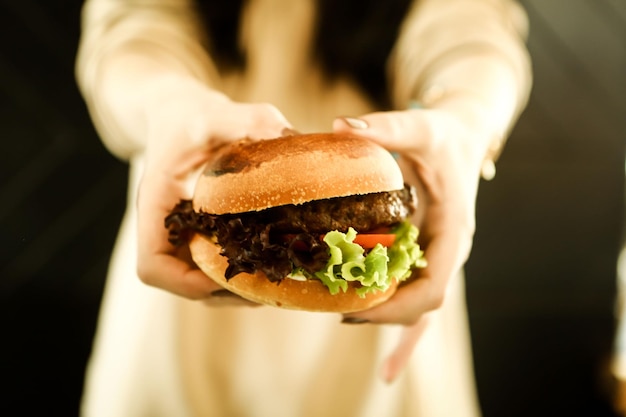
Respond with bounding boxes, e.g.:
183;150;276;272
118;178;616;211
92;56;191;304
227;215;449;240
189;233;398;313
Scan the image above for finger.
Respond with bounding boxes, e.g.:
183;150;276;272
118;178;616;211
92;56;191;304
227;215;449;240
332;110;446;155
380;316;430;383
137;203;218;299
139;233;260;303
138;226;261;302
210;102;294;143
136;169;215;298
139;253;221;299
342;271;440;325
203;289;261;307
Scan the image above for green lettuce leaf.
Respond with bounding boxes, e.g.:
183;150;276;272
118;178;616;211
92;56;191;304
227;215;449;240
313;221;426;297
388;220;427;281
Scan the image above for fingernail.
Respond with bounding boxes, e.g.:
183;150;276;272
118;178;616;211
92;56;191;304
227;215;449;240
341;317;370;324
281;127;300;136
339;116;368;130
210;289;237;298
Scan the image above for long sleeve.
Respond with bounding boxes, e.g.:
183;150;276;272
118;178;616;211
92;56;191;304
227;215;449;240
390;0;532;171
75;0;219;160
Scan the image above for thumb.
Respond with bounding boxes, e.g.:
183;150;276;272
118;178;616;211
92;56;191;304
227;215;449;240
333;110;443;154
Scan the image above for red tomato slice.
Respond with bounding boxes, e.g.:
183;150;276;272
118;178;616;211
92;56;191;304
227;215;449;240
284;231;395;249
353;233;396;248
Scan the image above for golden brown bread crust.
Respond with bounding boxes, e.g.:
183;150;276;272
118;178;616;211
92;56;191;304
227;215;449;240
190;233;398;313
193;133;404;214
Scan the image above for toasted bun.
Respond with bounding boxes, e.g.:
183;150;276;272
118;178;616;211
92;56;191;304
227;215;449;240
190;233;398;313
194;133;403;214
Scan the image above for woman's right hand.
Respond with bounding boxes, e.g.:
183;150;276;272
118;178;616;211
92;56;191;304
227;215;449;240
135;78;293;302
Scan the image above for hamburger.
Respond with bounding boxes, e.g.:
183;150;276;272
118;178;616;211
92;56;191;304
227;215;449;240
165;133;426;313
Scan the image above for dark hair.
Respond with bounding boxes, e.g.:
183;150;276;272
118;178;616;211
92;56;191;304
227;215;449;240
195;0;247;70
196;0;413;108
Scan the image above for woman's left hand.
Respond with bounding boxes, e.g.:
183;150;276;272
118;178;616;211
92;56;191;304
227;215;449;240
333;103;494;382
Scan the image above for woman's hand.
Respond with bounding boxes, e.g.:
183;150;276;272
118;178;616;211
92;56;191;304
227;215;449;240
135;82;293;303
333;102;494;381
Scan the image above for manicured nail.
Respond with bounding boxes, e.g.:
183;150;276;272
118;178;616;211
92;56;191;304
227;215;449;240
340;116;369;130
341;317;370;324
281;127;300;136
210;289;237;298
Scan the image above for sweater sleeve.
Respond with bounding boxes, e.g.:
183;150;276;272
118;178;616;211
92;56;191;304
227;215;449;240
75;0;219;160
390;0;532;147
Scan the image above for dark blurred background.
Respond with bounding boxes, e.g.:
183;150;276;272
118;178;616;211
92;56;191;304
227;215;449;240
466;1;625;416
1;1;624;416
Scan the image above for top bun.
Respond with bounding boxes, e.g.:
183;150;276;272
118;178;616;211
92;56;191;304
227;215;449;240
194;133;403;214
